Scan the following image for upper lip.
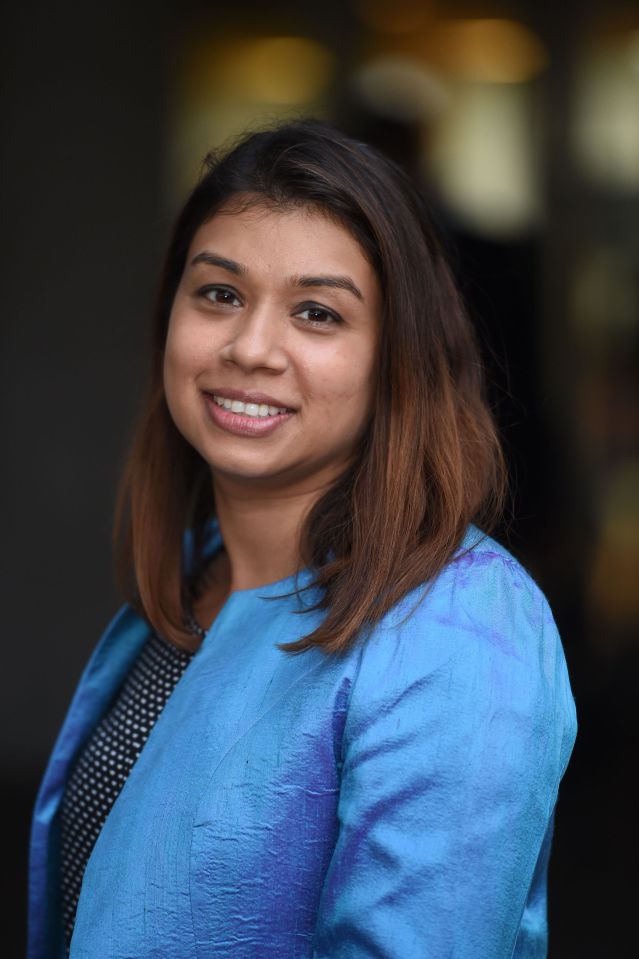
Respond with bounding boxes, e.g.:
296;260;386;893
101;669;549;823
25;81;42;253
204;387;296;411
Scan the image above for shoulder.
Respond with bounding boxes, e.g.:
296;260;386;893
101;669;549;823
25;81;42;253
369;524;560;664
346;525;577;771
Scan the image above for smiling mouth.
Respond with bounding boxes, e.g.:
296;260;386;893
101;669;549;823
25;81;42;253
209;394;293;419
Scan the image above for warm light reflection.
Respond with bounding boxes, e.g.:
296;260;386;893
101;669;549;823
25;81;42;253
169;34;333;200
180;35;333;109
212;37;334;106
432;19;549;84
353;0;432;34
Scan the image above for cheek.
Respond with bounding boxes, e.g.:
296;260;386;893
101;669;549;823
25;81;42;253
163;321;200;427
306;344;376;421
164;317;202;390
339;347;377;430
162;327;180;400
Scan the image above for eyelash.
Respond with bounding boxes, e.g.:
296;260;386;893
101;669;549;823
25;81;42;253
296;304;342;328
199;285;242;308
196;285;343;329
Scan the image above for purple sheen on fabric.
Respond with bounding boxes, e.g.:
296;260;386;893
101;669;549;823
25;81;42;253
28;526;577;959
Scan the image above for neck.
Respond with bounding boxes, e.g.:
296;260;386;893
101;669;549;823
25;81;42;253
211;477;326;592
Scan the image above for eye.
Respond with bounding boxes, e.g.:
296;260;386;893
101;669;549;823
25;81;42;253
199;285;242;308
295;304;342;328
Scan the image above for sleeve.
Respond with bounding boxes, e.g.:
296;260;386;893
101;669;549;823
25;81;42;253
312;551;577;959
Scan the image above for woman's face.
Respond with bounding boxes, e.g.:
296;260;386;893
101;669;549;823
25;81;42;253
164;201;381;496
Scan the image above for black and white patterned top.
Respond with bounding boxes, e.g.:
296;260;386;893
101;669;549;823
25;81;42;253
59;632;195;952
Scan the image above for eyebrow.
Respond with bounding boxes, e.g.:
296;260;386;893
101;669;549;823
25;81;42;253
292;274;363;301
190;251;247;275
190;250;363;302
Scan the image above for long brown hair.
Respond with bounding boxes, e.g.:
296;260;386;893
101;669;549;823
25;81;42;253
115;120;508;653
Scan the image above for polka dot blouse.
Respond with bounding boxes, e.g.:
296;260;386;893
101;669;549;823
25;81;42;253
59;632;195;952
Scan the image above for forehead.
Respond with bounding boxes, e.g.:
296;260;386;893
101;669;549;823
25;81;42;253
187;202;377;286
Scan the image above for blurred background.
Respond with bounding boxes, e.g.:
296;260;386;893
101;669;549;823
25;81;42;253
2;0;638;955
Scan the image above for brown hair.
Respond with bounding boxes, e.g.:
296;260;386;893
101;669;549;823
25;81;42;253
115;120;507;653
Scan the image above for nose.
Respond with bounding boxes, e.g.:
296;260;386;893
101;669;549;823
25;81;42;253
220;303;289;374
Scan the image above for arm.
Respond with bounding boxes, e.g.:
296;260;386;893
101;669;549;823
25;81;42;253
312;550;577;958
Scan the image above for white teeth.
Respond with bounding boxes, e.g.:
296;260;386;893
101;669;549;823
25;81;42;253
213;395;290;418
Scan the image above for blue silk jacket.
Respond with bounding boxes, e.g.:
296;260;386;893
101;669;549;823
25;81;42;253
28;526;577;958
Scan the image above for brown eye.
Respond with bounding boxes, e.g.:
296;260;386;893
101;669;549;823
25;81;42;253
296;305;342;328
200;286;241;307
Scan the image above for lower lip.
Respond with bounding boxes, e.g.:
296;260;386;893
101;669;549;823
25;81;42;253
203;394;296;437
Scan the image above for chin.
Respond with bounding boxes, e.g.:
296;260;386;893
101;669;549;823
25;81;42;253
208;459;295;486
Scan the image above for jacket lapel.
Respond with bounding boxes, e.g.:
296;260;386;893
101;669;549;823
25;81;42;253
28;604;150;959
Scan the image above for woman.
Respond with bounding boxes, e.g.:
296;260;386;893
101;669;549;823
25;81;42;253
29;120;577;959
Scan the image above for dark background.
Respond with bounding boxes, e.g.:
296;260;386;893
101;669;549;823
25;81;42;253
2;1;638;956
